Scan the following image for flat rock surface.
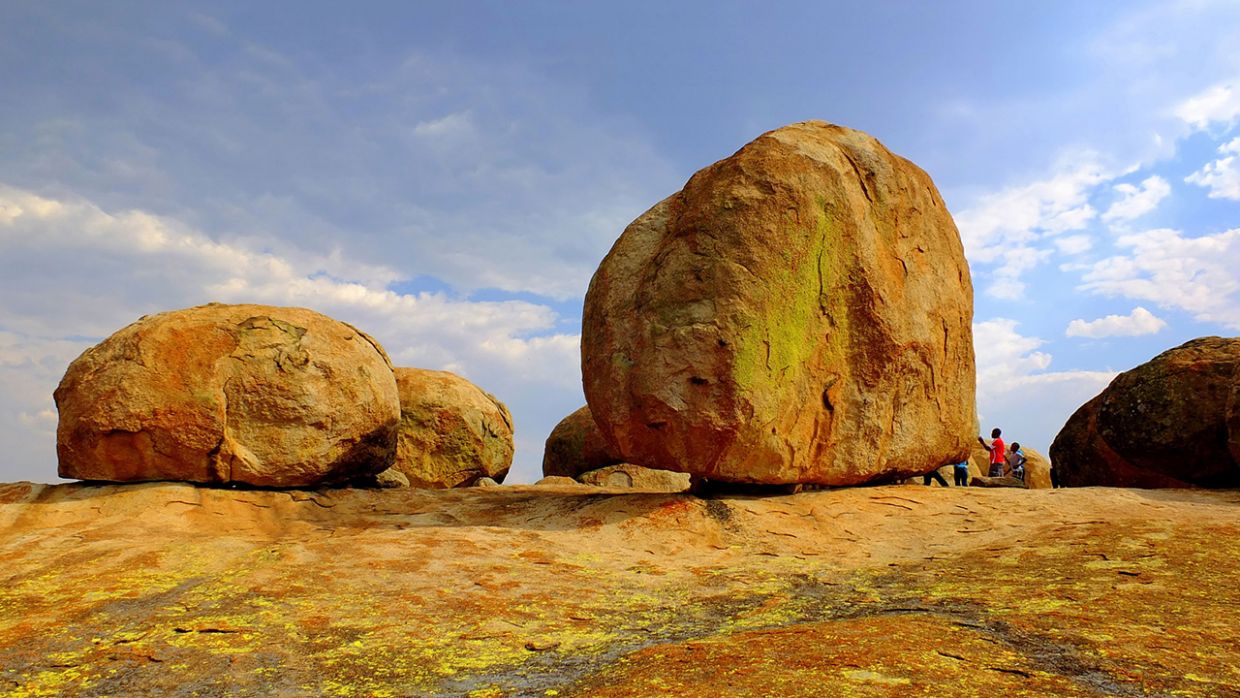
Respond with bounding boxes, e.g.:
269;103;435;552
1;481;1237;696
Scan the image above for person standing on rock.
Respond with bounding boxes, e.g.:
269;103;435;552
979;428;1006;478
1008;442;1027;483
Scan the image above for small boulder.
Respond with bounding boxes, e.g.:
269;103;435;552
373;468;411;489
473;477;500;487
542;405;621;479
577;464;692;492
1021;448;1052;490
55;303;400;487
1050;337;1240;488
392;368;514;488
582;121;975;486
534;476;582;487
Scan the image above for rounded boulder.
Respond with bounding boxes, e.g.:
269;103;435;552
582;121;975;486
55;303;400;487
392;368;514;488
542;405;621;479
1050;337;1240;488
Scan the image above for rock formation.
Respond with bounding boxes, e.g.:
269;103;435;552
55;303;399;487
582;121;975;485
1050;336;1240;488
542;405;622;478
577;463;692;492
392;367;514;488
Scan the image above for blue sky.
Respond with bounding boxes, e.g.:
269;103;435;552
2;1;1240;483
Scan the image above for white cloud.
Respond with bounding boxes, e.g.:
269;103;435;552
954;157;1112;299
1175;81;1240;131
411;111;475;140
983;245;1054;300
1101;175;1170;222
0;185;585;483
1079;227;1240;329
1185;137;1240;200
972;318;1116;456
1054;234;1093;256
1065;306;1167;338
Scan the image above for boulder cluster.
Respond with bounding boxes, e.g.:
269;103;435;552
55;303;512;488
53;122;1236;493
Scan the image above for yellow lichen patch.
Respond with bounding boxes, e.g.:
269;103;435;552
2;484;1238;696
564;614;1089;697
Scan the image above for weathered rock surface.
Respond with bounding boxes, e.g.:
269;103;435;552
542;405;621;478
55;303;399;487
2;481;1237;696
577;463;691;492
534;475;581;487
970;475;1026;488
373;468;410;489
582;121;975;486
1022;447;1052;489
392;368;514;488
1050;337;1240;488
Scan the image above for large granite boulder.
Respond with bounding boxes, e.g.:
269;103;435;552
55;303;399;487
582;121;975;486
542;405;622;478
392;368;514;488
1050;337;1240;488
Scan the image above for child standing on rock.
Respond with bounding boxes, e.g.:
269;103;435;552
1008;442;1027;482
978;428;1006;477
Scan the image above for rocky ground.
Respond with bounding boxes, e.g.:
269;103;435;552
1;481;1237;697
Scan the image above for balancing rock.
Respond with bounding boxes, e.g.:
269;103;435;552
582;121;975;485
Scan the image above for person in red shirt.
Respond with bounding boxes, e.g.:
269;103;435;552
978;428;1006;477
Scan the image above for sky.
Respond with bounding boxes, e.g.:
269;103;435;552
2;1;1240;483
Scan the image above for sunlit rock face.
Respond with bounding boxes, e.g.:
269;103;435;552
55;303;400;487
391;367;514;488
1051;336;1240;488
582;121;975;486
542;405;621;479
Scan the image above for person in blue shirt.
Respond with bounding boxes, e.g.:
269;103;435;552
953;459;970;486
1008;442;1027;482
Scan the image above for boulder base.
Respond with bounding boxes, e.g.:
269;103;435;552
1050;337;1240;488
582;121;975;486
392;368;514;488
55;303;399;487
